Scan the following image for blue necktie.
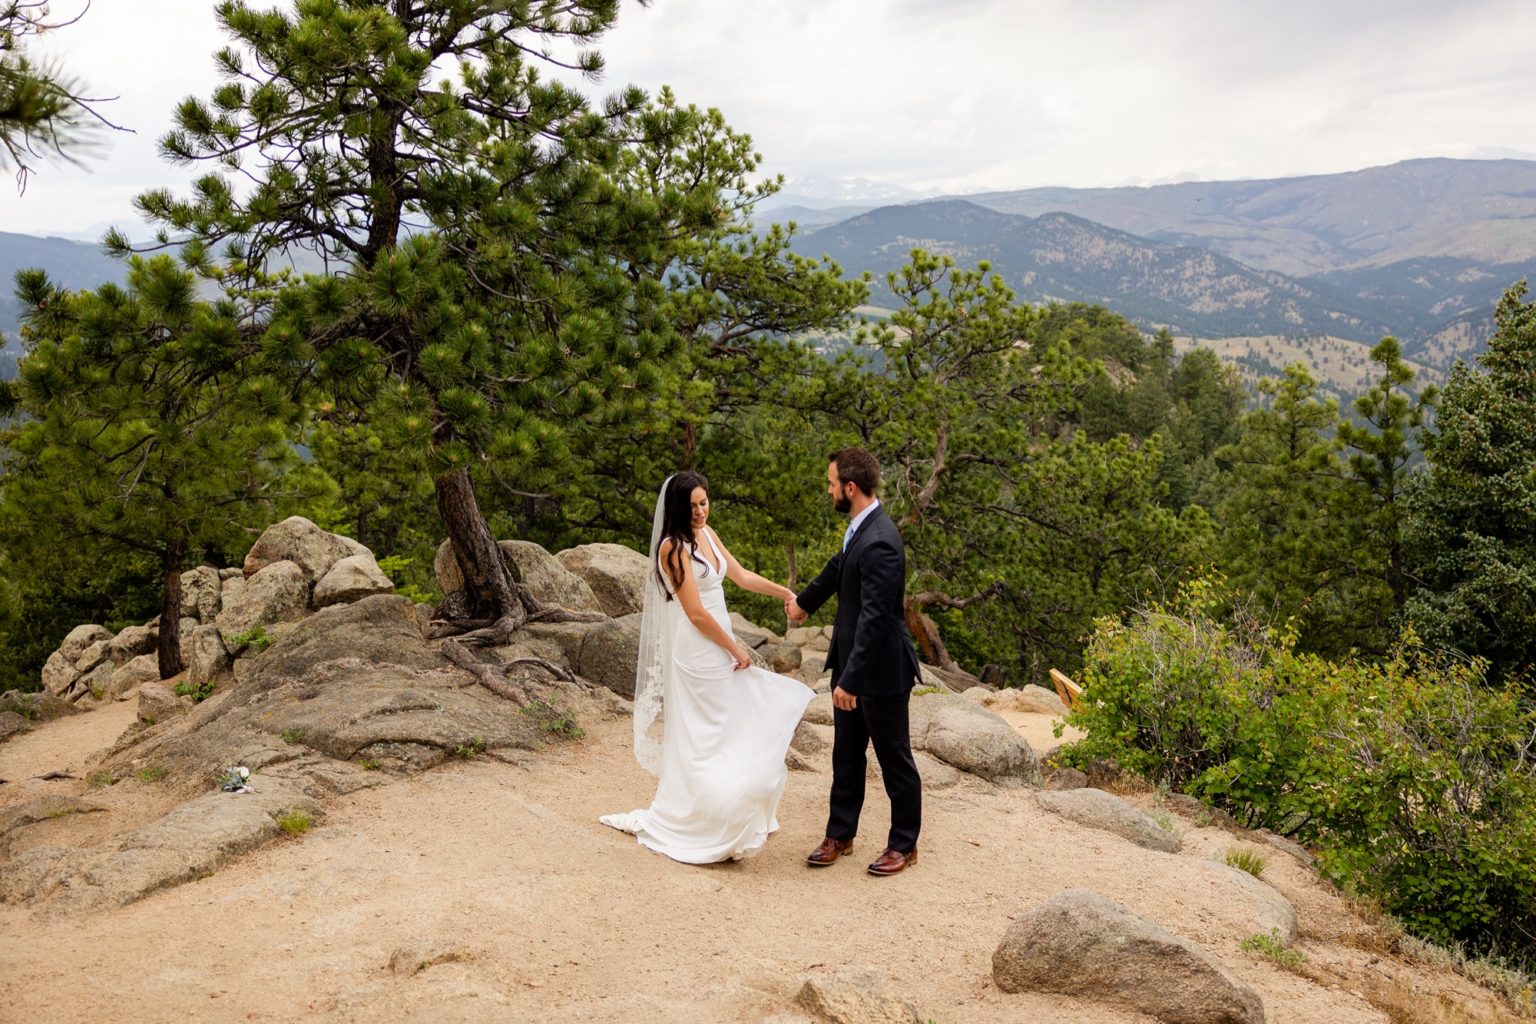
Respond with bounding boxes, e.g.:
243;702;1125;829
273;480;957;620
842;521;855;552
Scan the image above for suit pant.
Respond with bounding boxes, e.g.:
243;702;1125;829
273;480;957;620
826;691;922;853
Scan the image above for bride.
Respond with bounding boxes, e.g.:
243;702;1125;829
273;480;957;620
600;471;814;863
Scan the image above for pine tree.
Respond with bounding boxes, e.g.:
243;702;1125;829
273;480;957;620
1215;364;1371;654
1337;336;1436;615
847;252;1063;670
0;257;302;677
1404;283;1536;678
0;1;120;189
117;2;856;689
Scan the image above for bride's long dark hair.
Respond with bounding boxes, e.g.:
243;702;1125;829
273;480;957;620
656;471;709;601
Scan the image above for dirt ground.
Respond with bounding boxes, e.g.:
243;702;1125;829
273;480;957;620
0;699;1515;1024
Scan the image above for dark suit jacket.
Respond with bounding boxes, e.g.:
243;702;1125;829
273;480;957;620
796;504;921;697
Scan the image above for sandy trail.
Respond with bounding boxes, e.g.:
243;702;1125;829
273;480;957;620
0;699;139;782
0;703;1408;1023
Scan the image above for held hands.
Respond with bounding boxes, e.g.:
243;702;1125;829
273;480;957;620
784;596;807;625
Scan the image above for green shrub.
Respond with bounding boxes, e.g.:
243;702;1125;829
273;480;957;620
1311;639;1536;965
174;679;217;702
1057;575;1345;834
222;626;272;654
1061;578;1536;970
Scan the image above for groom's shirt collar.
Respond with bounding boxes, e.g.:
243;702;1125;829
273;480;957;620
843;498;880;551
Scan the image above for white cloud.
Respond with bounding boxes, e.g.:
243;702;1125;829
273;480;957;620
4;0;1535;234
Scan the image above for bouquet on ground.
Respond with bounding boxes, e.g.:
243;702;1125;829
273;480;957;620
219;765;252;793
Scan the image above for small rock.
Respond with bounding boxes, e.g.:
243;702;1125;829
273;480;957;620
555;543;649;617
69;662;115;702
188;625;230;684
243;515;364;582
802;691;835;726
729;612;777;649
107;655;161;701
138;681;186;724
1192;859;1298;942
576;614;642;698
787;625;832;652
759;641;802;674
313;554;396;609
58;624;114;664
108;625;158;666
796;965;920;1024
0;712;28;742
909;692;1040;785
982;685;1069;716
992;889;1265;1024
73;639;111;675
40;650;82;697
1043;766;1088;790
179;566;224;622
1035;788;1181;853
215;561;309;636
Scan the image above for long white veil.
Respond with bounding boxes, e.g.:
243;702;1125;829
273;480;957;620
632;475;676;775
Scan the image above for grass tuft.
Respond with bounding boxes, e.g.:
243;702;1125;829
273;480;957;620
275;808;312;836
1240;929;1307;971
520;699;585;740
1224;846;1269;879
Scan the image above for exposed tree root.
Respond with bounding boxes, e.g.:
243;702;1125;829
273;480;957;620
434;591;591;703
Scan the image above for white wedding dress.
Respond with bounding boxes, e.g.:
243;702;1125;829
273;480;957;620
601;531;813;864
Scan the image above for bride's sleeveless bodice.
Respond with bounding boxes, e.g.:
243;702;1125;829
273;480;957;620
672;533;732;673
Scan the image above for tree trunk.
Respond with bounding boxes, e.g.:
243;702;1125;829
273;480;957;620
435;466;524;628
157;535;187;679
785;541;798;591
432;468;605;702
904;603;954;670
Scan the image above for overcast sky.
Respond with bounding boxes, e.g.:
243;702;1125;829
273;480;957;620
5;0;1536;235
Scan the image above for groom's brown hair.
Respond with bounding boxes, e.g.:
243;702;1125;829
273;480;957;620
829;447;881;496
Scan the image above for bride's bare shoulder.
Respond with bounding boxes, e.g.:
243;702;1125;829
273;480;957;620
657;536;687;586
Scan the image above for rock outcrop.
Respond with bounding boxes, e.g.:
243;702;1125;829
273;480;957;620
908;692;1041;786
992;889;1266;1024
1035;788;1182;853
34;518;401;706
555;543;649;617
242;515;365;582
965;684;1069;716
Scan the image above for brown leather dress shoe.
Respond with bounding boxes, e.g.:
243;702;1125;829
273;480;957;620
867;847;917;876
806;837;854;867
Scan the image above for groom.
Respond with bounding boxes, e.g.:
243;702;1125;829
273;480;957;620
787;448;922;877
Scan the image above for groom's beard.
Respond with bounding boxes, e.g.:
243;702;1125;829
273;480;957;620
834;495;852;514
